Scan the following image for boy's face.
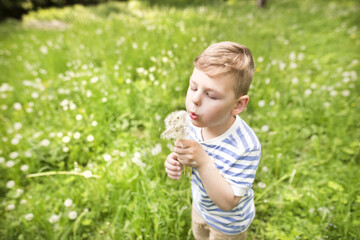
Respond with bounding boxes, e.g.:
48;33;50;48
186;67;240;135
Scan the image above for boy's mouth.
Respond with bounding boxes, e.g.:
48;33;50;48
189;112;199;120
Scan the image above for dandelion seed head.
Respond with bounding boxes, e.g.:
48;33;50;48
14;103;22;110
83;170;92;178
258;100;265;107
261;125;269;132
161;110;187;140
304;89;312;96
25;213;34;221
341;90;350;97
62;136;71;143
6;160;15;168
68;211;77;220
21;164;29;172
64;198;73;207
76;114;83;121
7;204;15;211
6;180;15;188
103;153;111;162
14;122;22;130
49;214;60;223
40;139;50;147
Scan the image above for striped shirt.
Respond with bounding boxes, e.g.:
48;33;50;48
187;115;261;235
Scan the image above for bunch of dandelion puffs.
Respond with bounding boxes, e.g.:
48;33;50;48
161;110;192;178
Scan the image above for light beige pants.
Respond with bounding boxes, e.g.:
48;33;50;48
192;206;247;240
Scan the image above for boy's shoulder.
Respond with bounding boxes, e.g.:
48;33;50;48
226;116;261;152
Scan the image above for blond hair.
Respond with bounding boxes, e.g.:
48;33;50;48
194;41;255;97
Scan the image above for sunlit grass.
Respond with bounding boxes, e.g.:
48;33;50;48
0;0;359;239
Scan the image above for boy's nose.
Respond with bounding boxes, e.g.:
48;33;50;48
192;93;201;106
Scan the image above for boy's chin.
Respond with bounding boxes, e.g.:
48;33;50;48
190;119;204;128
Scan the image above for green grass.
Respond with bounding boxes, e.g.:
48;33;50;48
0;0;359;239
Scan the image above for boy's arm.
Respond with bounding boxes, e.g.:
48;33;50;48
174;139;241;211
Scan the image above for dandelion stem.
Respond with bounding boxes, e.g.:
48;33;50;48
26;171;100;179
73;208;89;240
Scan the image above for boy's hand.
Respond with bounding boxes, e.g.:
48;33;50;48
165;152;183;180
174;139;210;169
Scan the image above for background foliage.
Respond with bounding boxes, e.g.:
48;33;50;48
0;0;359;239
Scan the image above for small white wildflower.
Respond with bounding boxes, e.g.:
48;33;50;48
6;180;15;188
14;102;22;110
14;122;22;130
64;198;73;207
265;78;271;84
25;213;34;221
83;170;92;178
49;214;60;223
6;160;15;168
309;208;315;214
20;199;27;204
68;211;77;220
57;132;64;138
0;157;4;163
120;152;127;157
25;151;32;158
62;136;71;143
31;92;39;99
10;152;19;159
257;56;264;63
7;204;16;211
73;132;81;139
258;100;265;107
76;114;83;121
21;164;29;172
304;89;312;96
40;139;50;147
341;90;350;97
90;76;99;83
16;189;24;197
330;90;337;97
324;102;330;108
91;121;98;127
289;52;296;61
87;135;94;142
257;182;266;188
102;97;107;103
11;138;20;145
151;143;162;156
103;153;111;162
261;125;269;132
311;83;317;89
297;52;305;61
40;45;48;54
262;166;269;172
63;147;69;152
86;90;92;98
290;62;297;69
291;77;299;84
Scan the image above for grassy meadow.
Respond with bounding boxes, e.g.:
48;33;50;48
0;0;359;239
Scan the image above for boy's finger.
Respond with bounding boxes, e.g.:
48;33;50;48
174;140;189;149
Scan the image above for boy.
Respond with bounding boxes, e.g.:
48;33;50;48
164;41;261;239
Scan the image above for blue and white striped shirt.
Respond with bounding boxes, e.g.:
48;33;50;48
187;115;261;235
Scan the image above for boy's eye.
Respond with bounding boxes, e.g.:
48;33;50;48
206;93;218;99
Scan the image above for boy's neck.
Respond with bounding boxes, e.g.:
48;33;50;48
201;116;236;141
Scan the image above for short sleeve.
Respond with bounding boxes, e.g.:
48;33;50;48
223;147;261;197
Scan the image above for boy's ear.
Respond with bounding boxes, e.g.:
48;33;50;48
232;95;249;116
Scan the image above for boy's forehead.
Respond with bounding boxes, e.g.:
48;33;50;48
190;67;236;92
